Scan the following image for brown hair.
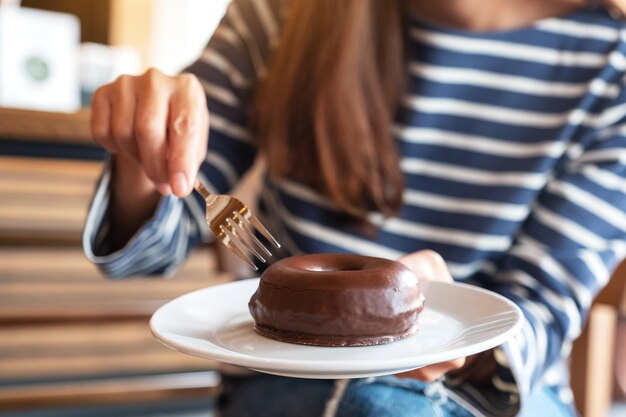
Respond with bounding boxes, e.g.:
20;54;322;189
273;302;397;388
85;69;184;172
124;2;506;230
252;0;406;218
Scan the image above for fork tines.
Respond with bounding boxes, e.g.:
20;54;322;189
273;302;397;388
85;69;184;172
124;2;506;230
220;210;281;271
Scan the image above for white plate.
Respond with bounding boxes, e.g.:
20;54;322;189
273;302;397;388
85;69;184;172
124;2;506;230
150;278;523;379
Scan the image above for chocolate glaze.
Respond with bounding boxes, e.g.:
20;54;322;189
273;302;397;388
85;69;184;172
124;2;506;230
248;253;425;347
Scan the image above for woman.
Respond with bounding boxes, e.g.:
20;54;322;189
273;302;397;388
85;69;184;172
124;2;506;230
84;0;626;416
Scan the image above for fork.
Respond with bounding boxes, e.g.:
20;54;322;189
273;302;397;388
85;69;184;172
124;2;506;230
194;179;281;270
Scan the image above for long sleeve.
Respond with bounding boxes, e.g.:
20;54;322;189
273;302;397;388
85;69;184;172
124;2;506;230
83;0;278;278
447;109;626;415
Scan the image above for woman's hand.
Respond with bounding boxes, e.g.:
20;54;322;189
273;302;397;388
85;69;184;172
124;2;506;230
394;250;466;381
91;68;209;197
397;249;453;283
91;68;209;248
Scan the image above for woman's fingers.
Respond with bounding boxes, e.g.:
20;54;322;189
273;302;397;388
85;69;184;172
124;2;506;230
134;69;170;188
395;357;466;382
90;87;118;153
395;251;461;382
167;74;209;197
397;249;453;282
110;75;140;162
89;69;208;196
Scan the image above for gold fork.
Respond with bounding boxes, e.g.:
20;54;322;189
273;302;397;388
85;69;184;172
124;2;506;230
194;179;281;270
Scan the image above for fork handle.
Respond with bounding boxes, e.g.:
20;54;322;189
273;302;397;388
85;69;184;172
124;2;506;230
194;179;212;200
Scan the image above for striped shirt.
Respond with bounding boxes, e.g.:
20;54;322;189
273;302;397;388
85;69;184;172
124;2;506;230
83;1;626;416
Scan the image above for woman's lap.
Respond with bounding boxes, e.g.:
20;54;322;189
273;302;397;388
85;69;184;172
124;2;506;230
519;386;575;417
335;377;473;417
218;374;574;417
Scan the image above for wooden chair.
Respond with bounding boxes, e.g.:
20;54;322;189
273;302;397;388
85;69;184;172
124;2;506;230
571;260;626;417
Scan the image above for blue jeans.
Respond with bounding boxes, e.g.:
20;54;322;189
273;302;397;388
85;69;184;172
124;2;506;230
218;375;575;417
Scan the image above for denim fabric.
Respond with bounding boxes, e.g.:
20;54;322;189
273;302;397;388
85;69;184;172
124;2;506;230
218;375;574;417
521;386;576;417
335;377;474;417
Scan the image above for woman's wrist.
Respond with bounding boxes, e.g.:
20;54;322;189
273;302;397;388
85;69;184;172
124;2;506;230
108;154;162;250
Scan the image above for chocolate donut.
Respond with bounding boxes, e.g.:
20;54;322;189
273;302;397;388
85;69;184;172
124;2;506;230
248;253;425;346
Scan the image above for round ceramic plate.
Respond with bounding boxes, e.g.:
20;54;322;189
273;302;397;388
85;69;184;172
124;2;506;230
150;278;523;379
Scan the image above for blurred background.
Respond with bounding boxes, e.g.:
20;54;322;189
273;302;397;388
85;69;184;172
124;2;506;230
0;1;229;416
0;1;624;417
1;0;229;112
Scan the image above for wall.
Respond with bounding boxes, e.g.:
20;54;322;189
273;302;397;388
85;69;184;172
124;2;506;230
148;0;231;74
